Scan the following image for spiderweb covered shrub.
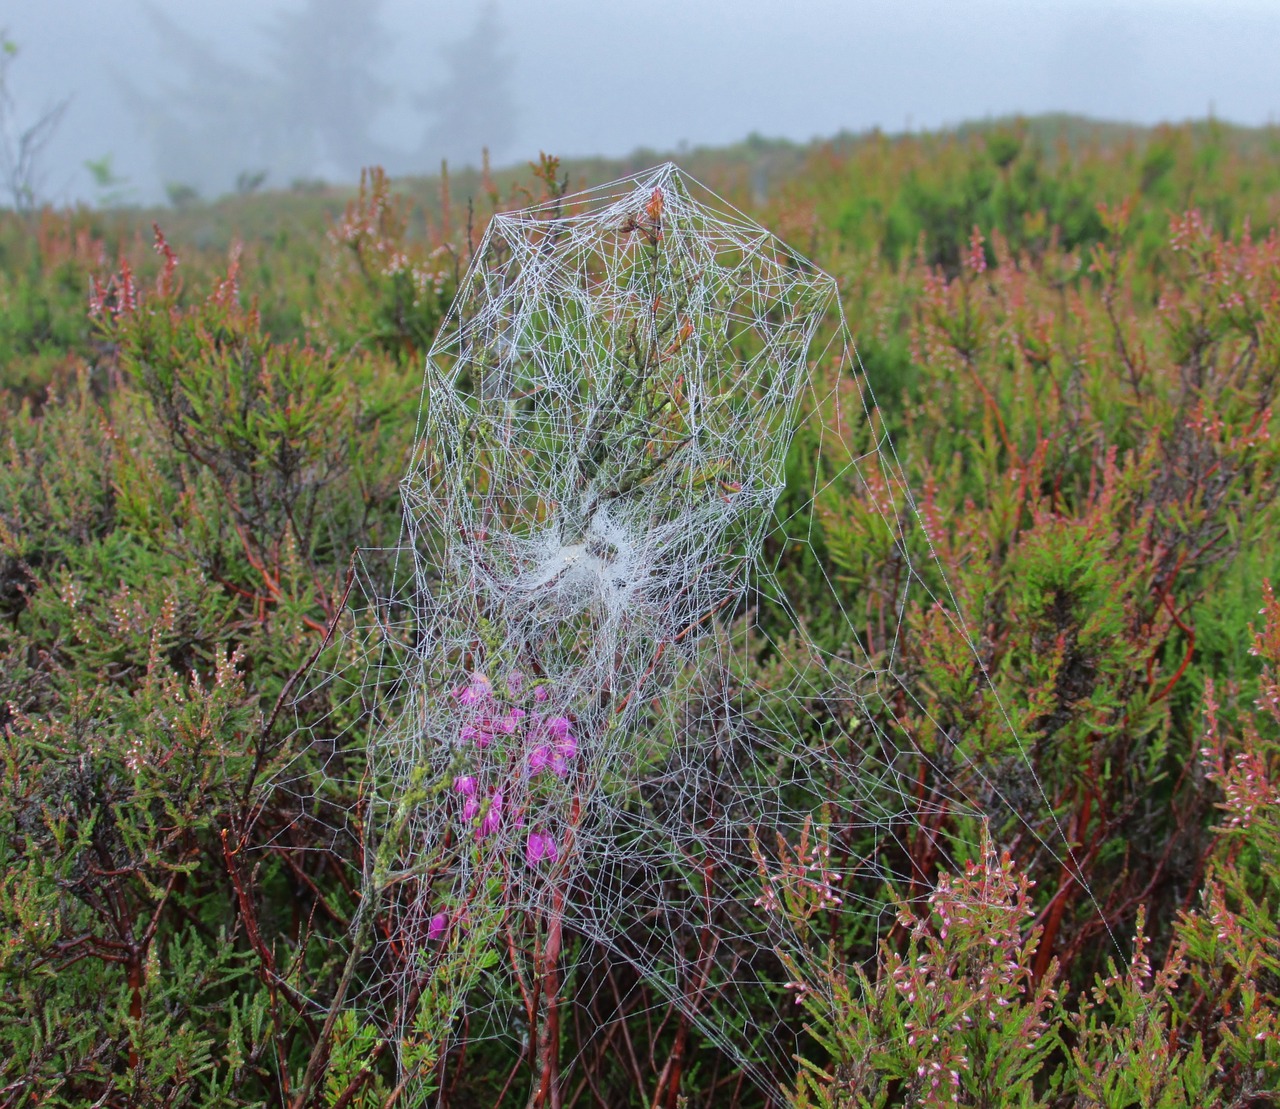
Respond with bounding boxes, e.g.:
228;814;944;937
284;164;1067;1101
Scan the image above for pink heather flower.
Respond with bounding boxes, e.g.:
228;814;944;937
530;743;576;778
529;745;551;775
526;831;558;866
455;672;492;707
506;671;524;696
477;791;503;838
528;716;577;779
550;720;577;777
427;911;448;940
964;225;987;275
453;775;476;796
462;797;480;823
495;708;527;734
528;743;573;780
460;723;492;749
533;685;549;703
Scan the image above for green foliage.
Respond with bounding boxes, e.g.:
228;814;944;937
824;130;1104;272
789;830;1061;1109
311;166;457;364
0;210;108;403
2;122;1280;1105
0;207;430;1102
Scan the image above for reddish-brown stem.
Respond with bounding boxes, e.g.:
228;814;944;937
962;355;1019;464
530;887;565;1109
223;830;319;1039
1032;788;1092;984
1151;591;1196;705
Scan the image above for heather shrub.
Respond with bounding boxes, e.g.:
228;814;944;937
787;829;1062;1109
1;125;1278;1105
782;578;1280;1106
0;223;419;1103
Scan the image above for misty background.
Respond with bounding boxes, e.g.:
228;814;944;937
2;0;1279;208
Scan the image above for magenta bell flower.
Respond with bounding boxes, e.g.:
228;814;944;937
495;708;527;734
428;911;448;940
455;672;492;706
529;715;578;779
477;790;503;838
529;745;551;775
526;831;558;866
460;723;493;749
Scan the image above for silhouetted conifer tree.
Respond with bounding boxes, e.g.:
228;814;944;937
262;0;395;181
417;3;517;169
124;1;394;198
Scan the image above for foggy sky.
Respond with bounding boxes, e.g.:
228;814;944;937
4;0;1279;206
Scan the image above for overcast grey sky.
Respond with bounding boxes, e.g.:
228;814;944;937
4;0;1278;205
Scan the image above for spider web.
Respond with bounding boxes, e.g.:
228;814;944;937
272;164;1080;1101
